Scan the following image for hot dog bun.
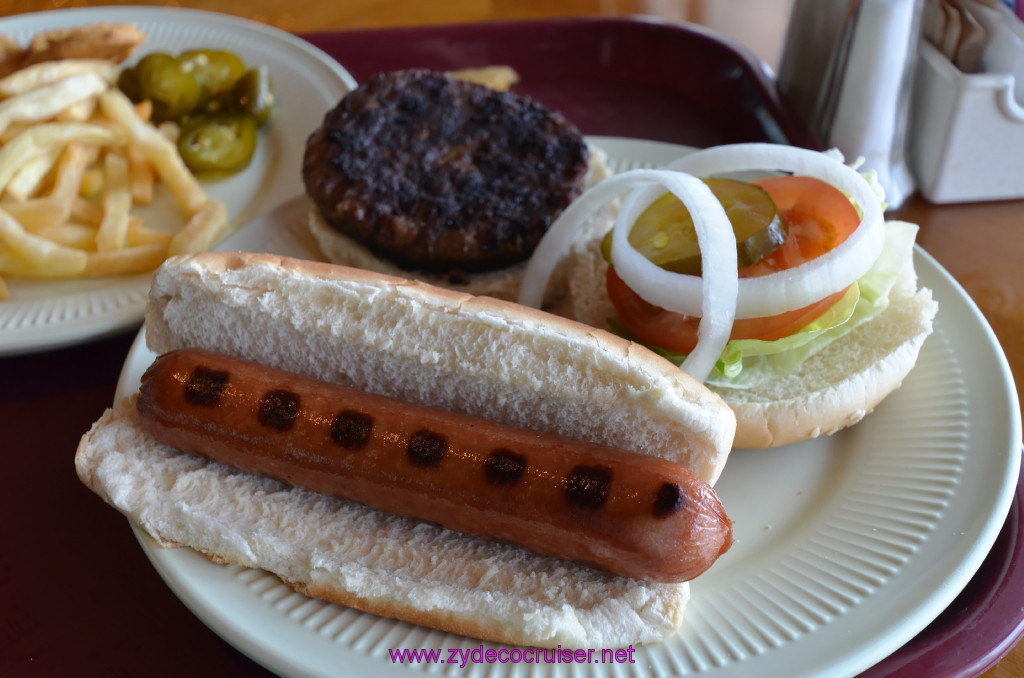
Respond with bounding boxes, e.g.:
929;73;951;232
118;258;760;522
708;255;937;448
76;251;736;648
143;251;733;479
78;397;691;648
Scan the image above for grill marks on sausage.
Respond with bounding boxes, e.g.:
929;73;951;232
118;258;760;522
331;410;374;449
407;430;447;468
654;482;686;518
258;390;301;431
180;366;686;518
185;366;228;407
565;465;612;509
485;449;526;485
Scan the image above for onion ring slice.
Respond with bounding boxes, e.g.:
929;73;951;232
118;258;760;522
611;175;737;380
518;172;643;310
518;169;738;382
662;143;885;318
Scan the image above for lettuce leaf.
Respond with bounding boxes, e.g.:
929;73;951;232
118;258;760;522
714;282;860;379
607;220;920;386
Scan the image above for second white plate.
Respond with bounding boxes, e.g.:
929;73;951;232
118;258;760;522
0;7;356;357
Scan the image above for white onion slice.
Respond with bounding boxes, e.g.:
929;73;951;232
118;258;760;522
664;143;885;318
518;172;645;310
610;175;737;380
517;170;695;308
517;169;738;382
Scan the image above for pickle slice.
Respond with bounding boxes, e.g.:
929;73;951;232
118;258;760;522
603;178;787;275
178;49;247;101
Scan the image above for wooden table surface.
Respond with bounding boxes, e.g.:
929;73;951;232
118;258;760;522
0;1;1020;677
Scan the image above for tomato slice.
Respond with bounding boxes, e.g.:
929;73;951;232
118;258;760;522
606;175;861;355
741;175;861;274
606;268;850;354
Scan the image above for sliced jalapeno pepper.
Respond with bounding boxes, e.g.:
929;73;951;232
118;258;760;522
178;49;247;102
132;52;201;122
177;113;258;174
231;66;276;127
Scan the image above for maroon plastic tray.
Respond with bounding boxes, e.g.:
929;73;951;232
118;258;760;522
2;16;1018;678
300;17;1024;678
301;17;817;150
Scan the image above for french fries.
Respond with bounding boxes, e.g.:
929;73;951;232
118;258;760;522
448;65;521;92
97;89;207;216
168;199;228;256
0;59;118;96
0;71;109;135
0;34;231;302
0;207;87;275
95;150;130;252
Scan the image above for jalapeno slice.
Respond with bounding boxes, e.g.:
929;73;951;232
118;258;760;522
131;52;201;122
178;49;247;102
230;66;276;127
177;113;258;174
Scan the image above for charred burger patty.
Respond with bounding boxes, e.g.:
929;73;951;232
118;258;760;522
302;69;588;273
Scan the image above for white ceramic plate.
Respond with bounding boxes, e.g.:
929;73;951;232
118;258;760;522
117;137;1022;678
0;7;356;357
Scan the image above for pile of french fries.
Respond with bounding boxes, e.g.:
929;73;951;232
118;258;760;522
0;55;228;300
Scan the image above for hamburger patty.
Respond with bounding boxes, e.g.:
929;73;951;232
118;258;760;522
302;70;589;273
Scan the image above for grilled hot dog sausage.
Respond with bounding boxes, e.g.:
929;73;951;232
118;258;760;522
136;348;732;582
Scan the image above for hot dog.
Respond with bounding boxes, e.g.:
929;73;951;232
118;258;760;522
137;348;731;583
77;251;737;648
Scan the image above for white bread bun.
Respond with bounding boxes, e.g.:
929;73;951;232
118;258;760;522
77;251;737;648
307;145;614;302
559;222;938;449
307;209;528;300
76;398;690;649
143;251;733;481
711;256;936;448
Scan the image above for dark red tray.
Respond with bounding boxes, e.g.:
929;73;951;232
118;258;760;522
301;17;817;150
2;16;1020;678
300;17;1024;678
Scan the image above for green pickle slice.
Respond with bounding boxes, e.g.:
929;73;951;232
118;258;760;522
603;178;787;274
177;114;258;174
231;66;276;127
131;52;201;122
178;49;247;102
